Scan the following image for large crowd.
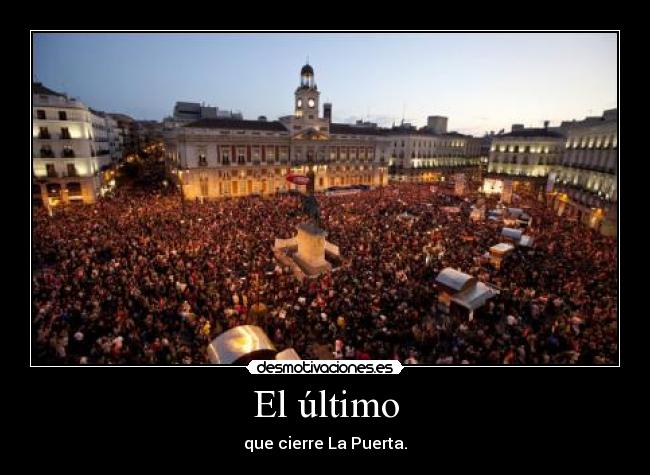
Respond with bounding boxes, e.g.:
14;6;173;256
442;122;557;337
32;182;618;364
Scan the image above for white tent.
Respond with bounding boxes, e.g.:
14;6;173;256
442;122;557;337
507;208;524;218
451;282;500;311
490;242;515;255
519;235;535;247
435;268;477;292
501;227;523;241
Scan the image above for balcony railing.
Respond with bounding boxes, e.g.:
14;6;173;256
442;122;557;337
62;150;75;158
38;133;51;140
40;150;55;158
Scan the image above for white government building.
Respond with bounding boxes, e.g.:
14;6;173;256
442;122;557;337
164;63;484;199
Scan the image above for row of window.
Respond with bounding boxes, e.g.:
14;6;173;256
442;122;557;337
392;140;465;148
36;109;68;121
43;163;79;178
397;152;467;159
34;182;83;198
191;174;376;196
554;175;616;196
491;156;557;165
491;144;559;153
36;126;96;141
192;164;377;180
37;145;82;158
566;134;618;149
192;145;377;166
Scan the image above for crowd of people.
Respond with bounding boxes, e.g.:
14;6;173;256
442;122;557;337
32;181;617;364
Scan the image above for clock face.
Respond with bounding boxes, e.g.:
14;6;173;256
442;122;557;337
297;99;302;108
308;98;315;108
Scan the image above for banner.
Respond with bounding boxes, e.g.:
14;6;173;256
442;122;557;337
286;174;311;185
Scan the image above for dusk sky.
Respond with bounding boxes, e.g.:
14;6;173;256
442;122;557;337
33;32;617;136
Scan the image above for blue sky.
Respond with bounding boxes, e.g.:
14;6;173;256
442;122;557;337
33;32;617;136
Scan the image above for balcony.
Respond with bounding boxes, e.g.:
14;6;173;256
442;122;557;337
62;150;76;158
40;150;55;158
38;133;51;140
59;134;72;140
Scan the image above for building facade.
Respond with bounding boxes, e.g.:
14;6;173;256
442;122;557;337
386;128;482;183
484;124;565;198
165;64;389;199
32;83;115;205
548;109;618;236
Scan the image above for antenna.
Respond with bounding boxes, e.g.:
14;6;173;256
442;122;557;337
306;55;309;65
401;103;405;124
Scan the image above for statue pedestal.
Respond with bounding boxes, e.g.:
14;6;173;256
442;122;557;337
293;222;332;276
273;222;339;280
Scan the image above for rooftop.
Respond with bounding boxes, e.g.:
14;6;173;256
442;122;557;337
33;82;66;98
497;128;565;139
184;118;287;132
329;123;387;136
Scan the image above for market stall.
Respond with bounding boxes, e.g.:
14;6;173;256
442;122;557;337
435;268;498;318
489;242;515;269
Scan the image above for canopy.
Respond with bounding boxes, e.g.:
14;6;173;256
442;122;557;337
490;243;515;255
207;325;277;364
451;281;499;311
435;268;477;292
519;235;535;247
501;227;523;241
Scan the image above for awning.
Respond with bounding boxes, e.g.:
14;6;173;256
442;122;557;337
451;282;499;311
435;268;477;292
490;243;515;255
519;235;535;247
501;227;523;241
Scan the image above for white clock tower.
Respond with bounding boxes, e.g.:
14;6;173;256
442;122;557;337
294;63;320;120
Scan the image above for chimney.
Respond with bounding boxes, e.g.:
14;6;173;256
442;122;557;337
511;124;524;132
544;120;550;129
323;103;332;123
